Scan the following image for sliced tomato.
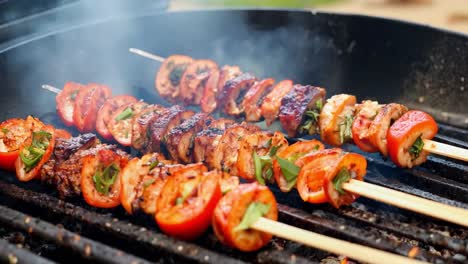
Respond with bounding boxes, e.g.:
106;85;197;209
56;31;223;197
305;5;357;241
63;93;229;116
73;83;112;133
96;95;138;141
120;157;141;214
107;101;148;146
214;182;278;252
323;153;367;208
155;164;222;241
295;148;344;204
273;139;324;192
387;110;438;168
54;129;72;140
200;69;220;113
0;151;18;171
56;82;84;126
155;55;194;102
15;125;56;182
81;149;127;208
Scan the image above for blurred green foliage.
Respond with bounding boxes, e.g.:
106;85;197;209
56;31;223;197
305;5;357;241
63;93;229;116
189;0;343;8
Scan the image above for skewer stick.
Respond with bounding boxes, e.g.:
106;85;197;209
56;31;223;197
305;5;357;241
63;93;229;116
128;47;468;163
41;84;61;94
423;139;468;162
252;217;427;264
343;179;468;227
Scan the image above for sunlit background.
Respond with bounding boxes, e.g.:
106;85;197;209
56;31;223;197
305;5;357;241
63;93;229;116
170;0;468;34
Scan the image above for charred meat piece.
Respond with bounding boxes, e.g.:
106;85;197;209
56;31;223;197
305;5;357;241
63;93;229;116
192;118;236;164
155;55;194;102
42;143;128;198
211;123;260;175
279;85;326;137
147;105;194;153
217;73;257;117
201;65;242;113
132;104;165;151
242;78;275;122
165;112;213;163
52;133;99;162
179;60;218;105
261;80;294;126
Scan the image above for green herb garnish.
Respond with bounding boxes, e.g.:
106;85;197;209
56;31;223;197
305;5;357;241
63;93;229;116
1;128;9;134
70;90;79;100
305;110;320;122
93;164;120;195
149;160;159;171
316;100;323;111
115;107;133;121
269;144;282;156
409;135;424;160
276;156;300;183
233;202;271;232
20;131;52;172
332;168;351;195
143;178;156;188
263;138;272;149
339;114;354;144
253;152;265;185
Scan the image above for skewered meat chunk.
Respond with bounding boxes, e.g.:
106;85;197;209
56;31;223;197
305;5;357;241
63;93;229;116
279;85;326;137
261;80;294;126
367;103;408;156
147;105;194;153
179;60;218;105
41;137;128;199
201;65;242;113
132;104;165;151
352;100;383;152
211;123;260;175
192;119;236;165
319;94;356;146
165;112;213;163
218;73;257;117
242;78;275;122
108;101;149;146
236;131;288;182
155;55;194;102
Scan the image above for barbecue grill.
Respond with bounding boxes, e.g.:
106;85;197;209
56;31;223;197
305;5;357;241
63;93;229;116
0;3;467;263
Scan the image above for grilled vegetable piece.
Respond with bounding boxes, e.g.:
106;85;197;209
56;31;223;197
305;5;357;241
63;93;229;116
352;100;382;152
387;110;438;168
242;78;275;122
147;105;194;153
179;60;218;105
96;95;138;141
165;113;213;163
107;101;148;146
212;123;260;175
368;103;408;156
81;148;128;208
0;116;45;171
155;55;194;102
261;80;294;126
319;94;356;146
323;153;367;208
192;119;235;165
279;85;326;137
155;164;221;241
131;105;164;150
218;73;257;117
73;83;112;133
201;65;242;113
16;125;55;182
237;131;288;183
56;82;84;126
213;182;277;252
273;139;325;192
296;148;343;204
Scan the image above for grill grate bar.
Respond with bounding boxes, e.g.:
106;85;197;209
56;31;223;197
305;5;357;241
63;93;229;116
0;238;56;264
0;204;151;264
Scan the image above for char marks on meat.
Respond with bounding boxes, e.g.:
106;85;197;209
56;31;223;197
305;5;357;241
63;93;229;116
218;73;257;117
279;85;326;137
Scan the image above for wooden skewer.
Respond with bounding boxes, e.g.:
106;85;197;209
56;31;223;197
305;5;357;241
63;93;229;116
252;217;427;264
343;179;468;227
423;139;468;162
128;47;468;163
